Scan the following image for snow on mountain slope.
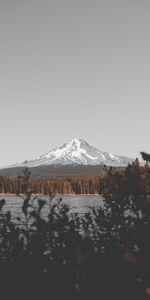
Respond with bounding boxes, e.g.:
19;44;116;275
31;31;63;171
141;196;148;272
5;138;134;168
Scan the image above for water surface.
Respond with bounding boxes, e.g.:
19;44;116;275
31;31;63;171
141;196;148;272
0;194;104;219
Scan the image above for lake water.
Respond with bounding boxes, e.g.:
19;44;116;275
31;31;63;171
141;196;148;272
0;194;104;220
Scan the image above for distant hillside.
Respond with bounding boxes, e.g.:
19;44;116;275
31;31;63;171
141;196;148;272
0;164;106;178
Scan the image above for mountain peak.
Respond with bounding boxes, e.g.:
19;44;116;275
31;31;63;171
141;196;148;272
63;138;88;150
64;138;82;148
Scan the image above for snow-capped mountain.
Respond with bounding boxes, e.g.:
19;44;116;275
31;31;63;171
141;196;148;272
7;138;134;168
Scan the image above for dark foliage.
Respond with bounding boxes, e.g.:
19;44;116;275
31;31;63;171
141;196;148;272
0;159;150;299
141;152;150;163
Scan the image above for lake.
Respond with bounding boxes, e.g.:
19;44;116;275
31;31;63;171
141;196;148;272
0;194;104;220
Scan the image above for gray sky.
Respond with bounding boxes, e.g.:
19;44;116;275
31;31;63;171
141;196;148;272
0;0;150;167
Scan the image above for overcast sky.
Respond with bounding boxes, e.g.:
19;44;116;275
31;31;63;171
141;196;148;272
0;0;150;167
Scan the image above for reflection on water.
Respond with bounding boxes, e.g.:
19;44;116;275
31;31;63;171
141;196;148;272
0;195;104;219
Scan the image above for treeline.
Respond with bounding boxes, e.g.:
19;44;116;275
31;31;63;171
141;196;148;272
0;175;102;194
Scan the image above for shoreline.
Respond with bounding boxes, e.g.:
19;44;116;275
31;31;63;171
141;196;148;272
0;193;100;196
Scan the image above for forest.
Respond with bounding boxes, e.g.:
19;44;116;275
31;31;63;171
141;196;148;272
0;174;101;194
